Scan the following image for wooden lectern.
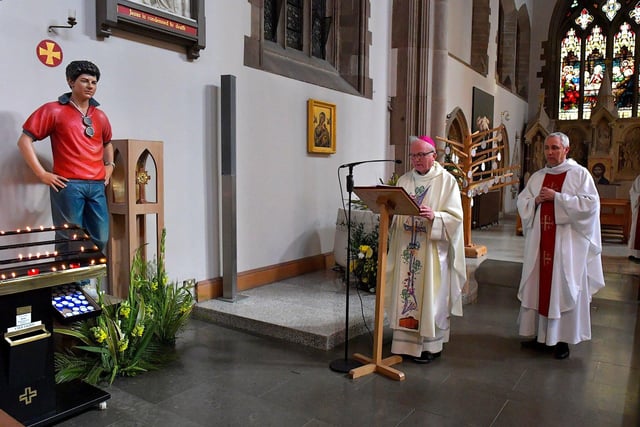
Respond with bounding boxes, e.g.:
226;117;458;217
349;186;420;381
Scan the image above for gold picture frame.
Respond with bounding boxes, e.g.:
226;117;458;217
307;99;336;154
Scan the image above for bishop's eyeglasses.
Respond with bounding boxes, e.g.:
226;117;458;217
409;151;435;159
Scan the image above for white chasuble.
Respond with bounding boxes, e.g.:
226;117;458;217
385;162;465;347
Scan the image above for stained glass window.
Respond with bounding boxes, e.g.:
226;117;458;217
583;26;606;119
557;2;640;119
249;0;371;97
613;22;635;117
264;0;332;58
311;0;328;59
286;0;303;50
559;28;582;120
264;0;278;42
575;8;594;30
602;0;621;21
631;1;640;24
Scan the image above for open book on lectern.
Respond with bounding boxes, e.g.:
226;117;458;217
352;185;421;216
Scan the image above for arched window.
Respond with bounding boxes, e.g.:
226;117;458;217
245;0;372;98
554;1;640;120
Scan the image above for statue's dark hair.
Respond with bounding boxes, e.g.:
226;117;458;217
65;60;100;82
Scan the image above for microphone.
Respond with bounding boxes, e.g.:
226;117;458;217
339;159;402;169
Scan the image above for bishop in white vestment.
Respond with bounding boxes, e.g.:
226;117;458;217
385;136;466;363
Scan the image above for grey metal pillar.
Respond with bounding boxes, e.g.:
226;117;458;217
220;75;238;301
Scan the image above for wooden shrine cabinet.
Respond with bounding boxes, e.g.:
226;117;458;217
108;140;164;299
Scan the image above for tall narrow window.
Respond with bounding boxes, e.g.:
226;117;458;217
312;0;329;59
613;22;635;117
559;28;582;120
286;0;303;50
583;25;606;119
264;0;279;42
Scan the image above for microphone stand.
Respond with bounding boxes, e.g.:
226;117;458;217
330;165;363;373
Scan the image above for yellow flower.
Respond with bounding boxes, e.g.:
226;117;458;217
358;245;374;259
151;280;158;291
132;324;145;337
91;326;108;343
118;338;129;352
119;305;131;319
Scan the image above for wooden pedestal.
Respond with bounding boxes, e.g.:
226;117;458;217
108;139;164;299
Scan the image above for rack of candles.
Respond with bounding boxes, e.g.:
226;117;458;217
0;224;110;424
0;224;106;284
51;282;101;322
437;124;520;257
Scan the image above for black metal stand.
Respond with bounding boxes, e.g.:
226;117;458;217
330;165;363;373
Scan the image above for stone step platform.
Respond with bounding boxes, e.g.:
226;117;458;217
192;269;377;350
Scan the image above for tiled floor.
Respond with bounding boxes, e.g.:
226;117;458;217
55;216;640;426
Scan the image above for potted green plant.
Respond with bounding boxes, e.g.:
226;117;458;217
349;220;380;293
54;229;194;385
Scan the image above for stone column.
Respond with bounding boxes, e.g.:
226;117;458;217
430;0;447;147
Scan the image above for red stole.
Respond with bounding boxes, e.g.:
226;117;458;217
635;196;640;250
538;172;567;317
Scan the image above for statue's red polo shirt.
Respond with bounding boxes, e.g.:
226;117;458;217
22;93;112;181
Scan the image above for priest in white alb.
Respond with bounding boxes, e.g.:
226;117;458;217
628;173;640;263
385;135;466;364
517;132;605;359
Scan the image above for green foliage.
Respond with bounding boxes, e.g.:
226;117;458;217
54;229;194;385
380;172;399;186
135;230;194;346
350;173;400;211
349;220;380;292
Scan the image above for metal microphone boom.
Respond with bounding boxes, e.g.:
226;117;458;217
339;159;402;168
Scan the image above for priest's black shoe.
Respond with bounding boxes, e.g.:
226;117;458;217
413;351;441;364
554;342;570;359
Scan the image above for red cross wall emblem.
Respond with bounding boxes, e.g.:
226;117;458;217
36;39;63;67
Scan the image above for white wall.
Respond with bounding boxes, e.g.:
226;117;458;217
0;0;392;284
445;0;533;213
